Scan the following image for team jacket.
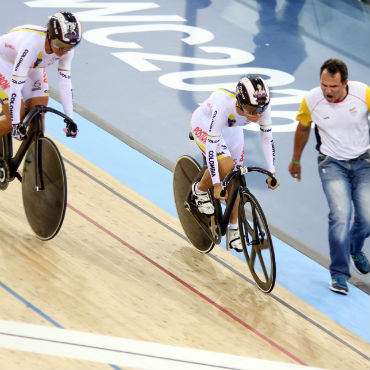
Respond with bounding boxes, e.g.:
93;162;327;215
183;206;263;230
0;25;74;124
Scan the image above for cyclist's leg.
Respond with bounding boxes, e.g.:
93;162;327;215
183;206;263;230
0;59;22;136
0;100;26;137
222;126;244;225
197;155;234;192
0;58;29;137
23;68;49;132
191;108;235;191
190;131;234;214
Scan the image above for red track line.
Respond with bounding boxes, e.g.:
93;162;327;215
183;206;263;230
67;203;307;366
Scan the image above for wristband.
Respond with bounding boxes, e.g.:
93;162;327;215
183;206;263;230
291;160;300;165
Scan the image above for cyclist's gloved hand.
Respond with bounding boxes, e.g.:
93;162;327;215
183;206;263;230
63;118;78;138
11;123;27;141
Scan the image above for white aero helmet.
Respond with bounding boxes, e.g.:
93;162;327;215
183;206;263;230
47;12;82;51
236;75;270;113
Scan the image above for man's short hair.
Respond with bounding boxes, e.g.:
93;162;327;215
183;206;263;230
320;59;348;83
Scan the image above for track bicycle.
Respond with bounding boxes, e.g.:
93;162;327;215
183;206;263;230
0;105;76;240
173;151;277;293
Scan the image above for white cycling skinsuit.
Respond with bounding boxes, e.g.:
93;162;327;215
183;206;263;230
0;25;74;124
191;88;276;184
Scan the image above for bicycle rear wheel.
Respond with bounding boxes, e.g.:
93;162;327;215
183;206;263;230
238;191;276;293
173;155;215;253
22;137;67;240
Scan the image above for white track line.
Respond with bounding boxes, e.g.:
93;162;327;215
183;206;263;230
0;320;324;370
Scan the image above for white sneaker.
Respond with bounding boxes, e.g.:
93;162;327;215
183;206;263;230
228;228;243;252
191;182;214;215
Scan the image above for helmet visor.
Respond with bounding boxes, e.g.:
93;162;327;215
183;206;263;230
51;38;75;52
240;103;268;115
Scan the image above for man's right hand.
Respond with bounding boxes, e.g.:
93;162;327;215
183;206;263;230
213;183;228;200
289;161;302;181
11;123;27;141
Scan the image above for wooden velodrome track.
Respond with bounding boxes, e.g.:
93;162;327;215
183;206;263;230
0;134;369;369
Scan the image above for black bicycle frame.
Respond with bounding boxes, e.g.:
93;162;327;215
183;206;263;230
5;111;44;190
4;105;69;190
214;174;246;237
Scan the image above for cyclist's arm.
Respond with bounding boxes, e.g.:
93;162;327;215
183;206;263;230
205;105;226;185
205;134;221;184
57;50;74;119
259;106;275;173
8;46;36;124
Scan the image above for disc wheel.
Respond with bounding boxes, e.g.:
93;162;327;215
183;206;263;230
173;155;215;253
239;191;276;293
22;137;67;240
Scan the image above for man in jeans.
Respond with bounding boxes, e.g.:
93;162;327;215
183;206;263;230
289;58;370;294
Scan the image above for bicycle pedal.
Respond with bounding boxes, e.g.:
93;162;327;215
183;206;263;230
209;216;220;239
253;241;269;250
184;201;191;211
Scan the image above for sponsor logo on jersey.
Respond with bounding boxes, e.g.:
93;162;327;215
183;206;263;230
193;126;207;144
260;127;272;133
239;148;244;164
208;150;216;177
9;93;17;120
209;110;217;131
58;71;71;79
227;113;236;127
14;49;29;71
11;78;26;85
207;138;219;144
32;80;42;91
42;69;48;83
0;73;10;90
4;42;15;50
33;52;43;68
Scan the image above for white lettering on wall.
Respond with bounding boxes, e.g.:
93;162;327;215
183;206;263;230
25;0;304;132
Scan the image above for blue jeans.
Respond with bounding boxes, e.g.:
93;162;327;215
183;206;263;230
318;153;370;279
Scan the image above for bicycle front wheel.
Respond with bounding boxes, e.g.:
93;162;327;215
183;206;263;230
238;191;276;293
22;137;67;240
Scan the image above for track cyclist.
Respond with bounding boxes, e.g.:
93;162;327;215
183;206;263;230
0;12;81;140
190;75;280;252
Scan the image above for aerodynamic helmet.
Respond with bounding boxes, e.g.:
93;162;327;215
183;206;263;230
236;75;270;114
47;12;82;51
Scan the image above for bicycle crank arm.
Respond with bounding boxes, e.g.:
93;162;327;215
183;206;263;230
209;216;221;241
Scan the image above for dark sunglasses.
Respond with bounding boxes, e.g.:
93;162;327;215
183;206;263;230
239;103;267;115
51;38;74;52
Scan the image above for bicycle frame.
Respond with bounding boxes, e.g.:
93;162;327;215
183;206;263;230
3;108;44;190
191;163;246;244
214;174;245;237
2;105;71;190
191;162;275;244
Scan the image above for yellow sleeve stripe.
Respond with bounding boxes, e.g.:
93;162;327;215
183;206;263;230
217;88;236;98
366;86;370;111
296;96;312;127
8;28;45;35
11;74;27;79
